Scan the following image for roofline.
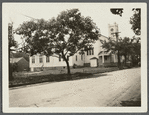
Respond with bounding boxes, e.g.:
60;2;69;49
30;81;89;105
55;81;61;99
100;34;109;39
10;57;23;60
10;57;24;63
90;57;98;60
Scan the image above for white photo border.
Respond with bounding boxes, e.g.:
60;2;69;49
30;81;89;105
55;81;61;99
2;2;147;113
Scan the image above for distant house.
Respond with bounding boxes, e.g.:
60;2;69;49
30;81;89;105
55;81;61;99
10;57;29;72
10;52;29;62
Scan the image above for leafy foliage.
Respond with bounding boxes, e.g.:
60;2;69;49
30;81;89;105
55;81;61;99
16;9;100;74
130;8;141;35
8;22;18;81
10;63;18;72
100;36;140;66
8;23;17;50
110;8;123;16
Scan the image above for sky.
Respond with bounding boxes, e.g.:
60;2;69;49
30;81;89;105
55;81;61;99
6;3;137;45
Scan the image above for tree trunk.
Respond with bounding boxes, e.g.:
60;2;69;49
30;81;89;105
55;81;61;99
9;47;13;81
65;59;71;74
115;33;121;69
117;50;121;69
124;54;127;66
62;52;71;74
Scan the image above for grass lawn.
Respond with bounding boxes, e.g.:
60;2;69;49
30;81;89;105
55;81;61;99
10;67;119;87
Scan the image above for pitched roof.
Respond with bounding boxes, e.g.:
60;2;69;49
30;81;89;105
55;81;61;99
98;50;112;56
100;34;109;39
10;57;23;63
90;57;98;60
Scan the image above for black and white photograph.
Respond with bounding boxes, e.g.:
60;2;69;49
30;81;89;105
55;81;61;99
2;3;147;113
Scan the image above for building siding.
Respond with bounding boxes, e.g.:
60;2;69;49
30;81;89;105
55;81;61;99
29;35;119;71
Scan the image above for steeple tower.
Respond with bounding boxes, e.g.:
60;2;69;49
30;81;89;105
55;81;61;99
108;22;119;39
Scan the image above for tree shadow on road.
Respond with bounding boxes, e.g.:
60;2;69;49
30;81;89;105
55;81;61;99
9;73;110;88
70;73;109;81
120;101;141;107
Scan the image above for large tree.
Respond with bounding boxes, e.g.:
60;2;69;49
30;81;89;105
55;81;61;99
8;22;17;80
130;8;141;35
16;9;100;74
100;36;140;68
120;37;133;65
100;36;123;68
129;37;141;66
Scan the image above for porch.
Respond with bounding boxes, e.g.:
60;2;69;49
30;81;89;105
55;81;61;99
98;50;117;67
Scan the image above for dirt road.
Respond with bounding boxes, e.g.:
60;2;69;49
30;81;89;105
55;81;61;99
9;68;141;107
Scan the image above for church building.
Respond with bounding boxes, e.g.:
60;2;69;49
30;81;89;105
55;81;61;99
29;23;120;72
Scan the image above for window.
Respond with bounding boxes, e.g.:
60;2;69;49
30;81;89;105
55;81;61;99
59;56;61;62
87;50;90;55
39;56;43;63
32;56;35;63
76;55;77;61
46;56;50;63
81;54;83;60
92;48;94;55
104;56;108;61
87;48;94;56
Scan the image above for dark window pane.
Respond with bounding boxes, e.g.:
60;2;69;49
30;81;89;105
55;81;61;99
76;55;77;61
81;55;83;60
92;48;94;55
105;56;107;60
39;57;43;63
46;56;50;62
59;56;61;62
32;57;35;63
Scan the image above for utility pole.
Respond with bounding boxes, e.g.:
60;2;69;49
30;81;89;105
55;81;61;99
111;32;121;69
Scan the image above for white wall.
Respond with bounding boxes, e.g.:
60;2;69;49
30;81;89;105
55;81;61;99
71;35;108;66
90;59;97;67
84;40;100;63
30;54;73;69
72;52;84;66
71;39;102;66
29;35;109;69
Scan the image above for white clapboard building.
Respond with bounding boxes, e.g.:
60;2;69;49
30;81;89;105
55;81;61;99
30;23;120;71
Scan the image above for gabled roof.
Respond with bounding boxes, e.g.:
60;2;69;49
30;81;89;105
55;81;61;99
98;50;112;56
10;57;24;63
100;34;109;39
90;57;98;60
